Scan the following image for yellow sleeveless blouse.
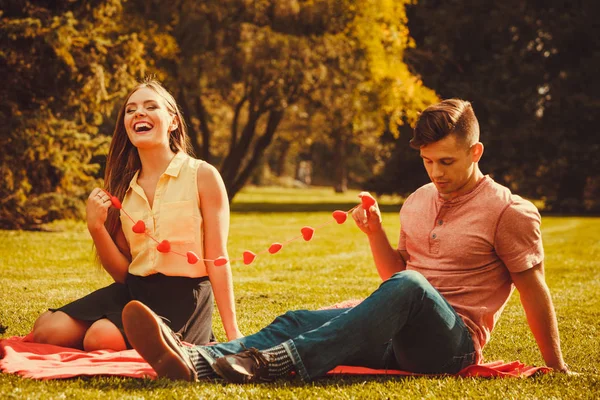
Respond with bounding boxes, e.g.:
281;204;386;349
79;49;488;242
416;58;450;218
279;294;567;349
119;152;207;277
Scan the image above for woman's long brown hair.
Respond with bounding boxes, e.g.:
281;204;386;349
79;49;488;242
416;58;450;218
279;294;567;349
103;78;193;245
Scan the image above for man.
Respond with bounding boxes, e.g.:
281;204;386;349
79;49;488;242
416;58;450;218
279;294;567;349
122;99;569;383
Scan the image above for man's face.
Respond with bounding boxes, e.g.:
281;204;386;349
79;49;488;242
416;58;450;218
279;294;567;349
420;134;482;200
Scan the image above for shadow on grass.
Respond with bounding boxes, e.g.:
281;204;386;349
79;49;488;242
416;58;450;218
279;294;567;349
74;374;423;391
231;202;403;213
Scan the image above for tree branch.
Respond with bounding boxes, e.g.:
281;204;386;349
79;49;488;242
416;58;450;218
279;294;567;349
178;85;203;158
230;94;248;150
229;109;285;199
194;94;213;163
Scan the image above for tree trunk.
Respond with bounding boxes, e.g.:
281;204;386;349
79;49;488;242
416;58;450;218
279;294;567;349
332;130;347;193
194;95;212;163
550;168;587;213
220;113;260;188
227;110;285;200
177;86;203;158
275;139;291;177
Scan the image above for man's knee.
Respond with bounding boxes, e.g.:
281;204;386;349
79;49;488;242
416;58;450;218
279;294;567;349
386;270;430;296
273;310;304;326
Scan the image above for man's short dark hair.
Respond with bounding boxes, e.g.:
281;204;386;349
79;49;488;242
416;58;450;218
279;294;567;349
410;99;480;149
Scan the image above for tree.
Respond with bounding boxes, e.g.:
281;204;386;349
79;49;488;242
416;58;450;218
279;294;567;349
1;0;440;229
125;0;436;198
0;0;149;228
392;0;600;212
304;0;437;192
533;1;600;212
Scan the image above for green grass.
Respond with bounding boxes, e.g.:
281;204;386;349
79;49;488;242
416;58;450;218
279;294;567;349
1;186;599;399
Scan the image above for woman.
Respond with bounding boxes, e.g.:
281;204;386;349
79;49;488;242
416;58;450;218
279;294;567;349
31;79;243;351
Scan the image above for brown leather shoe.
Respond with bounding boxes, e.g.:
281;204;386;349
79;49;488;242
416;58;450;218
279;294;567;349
212;347;273;383
122;300;198;381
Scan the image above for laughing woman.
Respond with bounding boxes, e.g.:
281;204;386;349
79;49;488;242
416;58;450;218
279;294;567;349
31;79;243;351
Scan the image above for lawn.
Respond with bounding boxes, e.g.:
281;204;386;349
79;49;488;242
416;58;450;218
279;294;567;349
1;186;599;399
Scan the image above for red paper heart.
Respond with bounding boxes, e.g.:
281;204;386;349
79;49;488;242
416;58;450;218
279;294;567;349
301;226;315;241
361;194;376;209
243;251;256;265
186;251;200;264
132;220;146;234
332;210;347;224
157;240;171;253
268;243;283;254
214;256;228;267
110;196;122;209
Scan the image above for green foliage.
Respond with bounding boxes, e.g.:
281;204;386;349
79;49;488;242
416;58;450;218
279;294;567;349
299;0;437;191
0;186;598;398
1;0;437;227
0;0;149;228
389;0;600;212
124;0;436;197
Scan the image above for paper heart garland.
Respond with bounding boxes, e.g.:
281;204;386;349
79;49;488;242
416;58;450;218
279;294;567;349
332;210;347;224
361;194;376;209
110;196;122;210
132;220;146;234
268;243;283;254
187;251;200;264
214;256;228;267
109;190;378;267
156;240;171;253
301;226;315;241
243;251;256;265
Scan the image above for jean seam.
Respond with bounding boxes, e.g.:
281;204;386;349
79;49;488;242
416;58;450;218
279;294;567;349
439;322;476;373
282;340;310;381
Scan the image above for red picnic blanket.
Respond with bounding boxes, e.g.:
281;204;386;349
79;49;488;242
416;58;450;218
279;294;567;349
0;335;549;380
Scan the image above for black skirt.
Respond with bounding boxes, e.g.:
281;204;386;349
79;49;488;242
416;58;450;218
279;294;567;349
51;273;215;348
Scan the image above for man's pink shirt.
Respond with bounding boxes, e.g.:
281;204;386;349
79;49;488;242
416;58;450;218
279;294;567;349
398;176;544;363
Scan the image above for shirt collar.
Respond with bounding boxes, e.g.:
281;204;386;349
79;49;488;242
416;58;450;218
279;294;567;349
436;175;492;207
164;151;188;178
126;152;188;196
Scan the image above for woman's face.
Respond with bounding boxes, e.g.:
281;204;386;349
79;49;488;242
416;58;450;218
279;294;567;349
123;86;178;151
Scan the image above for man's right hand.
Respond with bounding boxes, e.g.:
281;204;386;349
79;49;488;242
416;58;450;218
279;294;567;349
352;192;383;235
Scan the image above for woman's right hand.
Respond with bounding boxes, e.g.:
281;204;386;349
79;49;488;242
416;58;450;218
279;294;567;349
87;188;112;232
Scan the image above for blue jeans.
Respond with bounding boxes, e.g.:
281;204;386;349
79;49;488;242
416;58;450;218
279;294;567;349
198;270;476;381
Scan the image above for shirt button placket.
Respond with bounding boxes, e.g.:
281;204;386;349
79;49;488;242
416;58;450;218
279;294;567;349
429;232;439;254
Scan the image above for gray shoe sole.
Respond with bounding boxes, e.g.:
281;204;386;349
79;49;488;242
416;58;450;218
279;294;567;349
123;300;197;381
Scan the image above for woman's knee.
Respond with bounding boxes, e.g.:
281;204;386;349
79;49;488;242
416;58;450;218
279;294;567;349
83;319;127;352
31;311;88;347
31;311;53;342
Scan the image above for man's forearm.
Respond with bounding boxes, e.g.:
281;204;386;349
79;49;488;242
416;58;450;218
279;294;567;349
368;228;406;281
519;282;567;370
